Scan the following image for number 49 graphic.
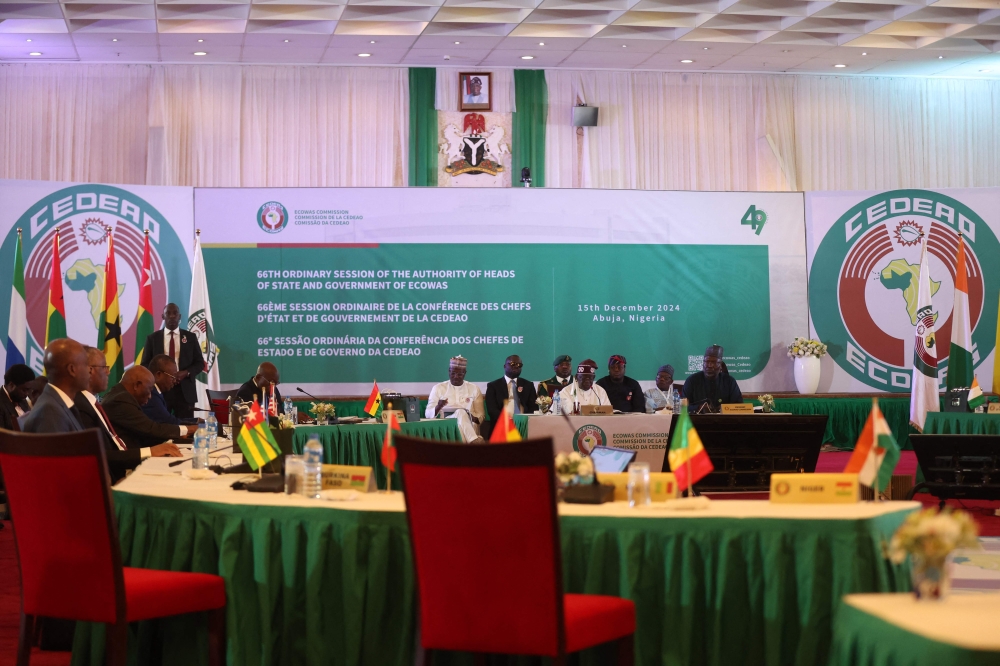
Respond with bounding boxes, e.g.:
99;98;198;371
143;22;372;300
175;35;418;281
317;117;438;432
741;205;767;235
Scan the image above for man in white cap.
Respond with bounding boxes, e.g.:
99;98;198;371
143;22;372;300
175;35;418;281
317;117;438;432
554;359;610;415
425;355;485;443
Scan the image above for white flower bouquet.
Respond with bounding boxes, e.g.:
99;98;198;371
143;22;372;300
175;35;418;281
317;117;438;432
888;508;979;565
555;451;594;485
787;337;828;359
310;402;336;424
536;395;553;414
759;394;775;413
277;415;296;430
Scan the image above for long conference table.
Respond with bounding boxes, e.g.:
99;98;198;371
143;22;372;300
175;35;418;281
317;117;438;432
71;436;919;666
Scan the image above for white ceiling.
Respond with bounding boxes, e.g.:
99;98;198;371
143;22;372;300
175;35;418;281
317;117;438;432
2;0;1000;76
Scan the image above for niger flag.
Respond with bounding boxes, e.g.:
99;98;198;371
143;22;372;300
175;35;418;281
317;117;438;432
97;229;124;386
667;405;713;492
134;231;154;365
489;404;522;443
44;230;67;347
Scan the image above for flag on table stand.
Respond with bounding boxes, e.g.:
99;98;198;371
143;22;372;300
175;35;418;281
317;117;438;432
364;381;382;416
844;399;900;494
45;229;67;347
667;404;714;493
946;234;979;409
969;377;985;411
489;401;522;443
381;411;401;492
133;231;155;365
189;231;220;414
5;229;26;370
910;236;940;431
236;398;280;471
267;384;278;417
97;229;124;386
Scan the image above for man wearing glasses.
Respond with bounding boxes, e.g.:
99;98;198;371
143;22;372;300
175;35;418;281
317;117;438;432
143;354;200;426
483;354;536;440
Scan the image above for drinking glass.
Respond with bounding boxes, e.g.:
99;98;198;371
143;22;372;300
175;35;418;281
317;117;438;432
628;462;651;507
284;455;305;495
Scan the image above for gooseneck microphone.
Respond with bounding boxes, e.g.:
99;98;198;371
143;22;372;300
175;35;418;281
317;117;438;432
297;387;322;402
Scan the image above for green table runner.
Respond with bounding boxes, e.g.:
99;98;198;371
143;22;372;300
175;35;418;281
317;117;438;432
291;399;429;419
750;398;915;450
923;412;1000;436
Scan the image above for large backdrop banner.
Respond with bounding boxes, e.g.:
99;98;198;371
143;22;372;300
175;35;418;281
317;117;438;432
806;188;1000;393
195;188;807;394
0;180;194;375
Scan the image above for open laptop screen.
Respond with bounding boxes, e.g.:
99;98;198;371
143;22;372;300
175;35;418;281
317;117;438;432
589;446;637;474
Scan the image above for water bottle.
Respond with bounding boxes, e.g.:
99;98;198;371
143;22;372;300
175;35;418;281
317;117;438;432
192;427;210;470
302;434;323;498
283;397;294;420
672;389;682;415
552;390;561;416
204;413;218;450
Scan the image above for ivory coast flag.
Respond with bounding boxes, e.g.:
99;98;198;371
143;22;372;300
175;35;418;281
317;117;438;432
489;403;522;443
364;381;382;416
133;231;154;365
946;235;976;403
910;236;939;432
667;405;714;492
44;230;67;347
97;230;124;386
236;398;280;470
844;399;900;491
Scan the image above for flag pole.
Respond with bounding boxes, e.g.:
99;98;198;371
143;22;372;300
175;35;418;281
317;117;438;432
872;396;879;502
682;399;693;498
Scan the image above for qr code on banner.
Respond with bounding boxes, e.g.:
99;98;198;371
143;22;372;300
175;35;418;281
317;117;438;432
687;356;702;373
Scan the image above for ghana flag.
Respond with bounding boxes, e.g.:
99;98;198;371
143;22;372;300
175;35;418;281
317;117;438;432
667;403;714;493
45;229;67;347
134;231;155;365
237;398;280;471
97;229;124;385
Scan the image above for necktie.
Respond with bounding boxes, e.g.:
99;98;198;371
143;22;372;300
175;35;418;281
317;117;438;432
168;331;176;362
509;380;521;415
94;402;127;451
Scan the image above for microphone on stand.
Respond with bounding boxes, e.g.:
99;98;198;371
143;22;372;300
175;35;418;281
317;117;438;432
297;387;322;402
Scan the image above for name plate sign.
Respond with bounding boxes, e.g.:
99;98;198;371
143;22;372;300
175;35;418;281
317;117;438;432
721;403;755;414
598;472;678;502
581;405;613;415
769;473;858;504
988;403;1000;414
321;464;377;492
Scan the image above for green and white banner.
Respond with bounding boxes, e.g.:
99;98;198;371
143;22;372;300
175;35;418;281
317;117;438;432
195;188;807;394
806;189;1000;393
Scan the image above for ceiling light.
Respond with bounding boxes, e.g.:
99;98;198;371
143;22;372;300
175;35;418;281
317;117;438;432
680;59;693;63
198;39;204;43
861;52;867;56
284;39;289;42
370;40;375;44
622;44;627;48
194;51;207;56
938;55;943;59
25;39;31;42
29;52;41;56
703;47;709;50
539;42;545;46
454;41;460;44
521;55;534;59
358;53;371;57
112;38;118;42
834;64;846;67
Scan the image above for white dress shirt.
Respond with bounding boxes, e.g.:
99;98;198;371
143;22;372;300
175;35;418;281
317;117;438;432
554;381;611;415
2;386;25;416
163;327;181;366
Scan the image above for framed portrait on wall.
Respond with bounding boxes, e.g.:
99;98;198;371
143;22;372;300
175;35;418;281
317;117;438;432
459;72;491;111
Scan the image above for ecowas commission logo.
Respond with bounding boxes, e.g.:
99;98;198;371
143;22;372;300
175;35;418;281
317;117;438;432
0;185;191;372
257;201;289;234
573;424;607;455
810;190;1000;392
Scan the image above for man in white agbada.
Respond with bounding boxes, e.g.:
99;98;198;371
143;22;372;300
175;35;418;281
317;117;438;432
425;355;485;443
554;359;610;415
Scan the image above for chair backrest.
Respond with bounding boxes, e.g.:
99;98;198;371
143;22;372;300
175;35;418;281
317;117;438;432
206;389;239;423
0;429;125;624
396;436;565;657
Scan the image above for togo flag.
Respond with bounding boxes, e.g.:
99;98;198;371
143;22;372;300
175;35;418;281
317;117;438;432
909;236;939;432
134;231;155;365
946;235;975;398
236;398;280;471
845;400;900;491
667;405;714;492
5;229;26;370
97;229;124;386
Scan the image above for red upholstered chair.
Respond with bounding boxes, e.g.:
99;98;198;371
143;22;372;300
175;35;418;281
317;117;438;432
396;435;635;665
0;429;227;666
206;388;239;423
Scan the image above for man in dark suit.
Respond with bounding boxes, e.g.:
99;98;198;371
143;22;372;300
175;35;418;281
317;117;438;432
21;339;90;435
0;364;34;431
141;303;204;419
483;355;537;440
143;354;199;426
236;362;282;411
75;347;181;481
102;366;199;449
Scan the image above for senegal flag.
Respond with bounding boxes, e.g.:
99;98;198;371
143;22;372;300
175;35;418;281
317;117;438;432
134;231;155;365
97;230;124;385
44;230;67;347
237;398;280;470
667;403;714;492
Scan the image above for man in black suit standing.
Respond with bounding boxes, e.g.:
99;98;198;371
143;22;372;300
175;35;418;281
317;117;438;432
21;339;90;435
141;302;204;419
483;355;537;440
102;366;199;449
75;346;181;481
0;364;34;431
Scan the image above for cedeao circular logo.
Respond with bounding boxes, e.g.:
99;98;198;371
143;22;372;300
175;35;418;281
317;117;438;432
257;201;288;234
573;424;607;455
810;189;1000;392
0;185;191;372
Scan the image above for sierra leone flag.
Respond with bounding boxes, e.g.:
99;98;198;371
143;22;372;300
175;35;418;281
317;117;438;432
5;230;26;370
668;404;714;493
236;398;280;470
946;235;978;410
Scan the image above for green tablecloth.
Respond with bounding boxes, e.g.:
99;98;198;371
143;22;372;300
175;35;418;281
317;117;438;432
291;420;462;489
830;595;1000;666
291;399;429;419
751;398;916;450
923;412;1000;436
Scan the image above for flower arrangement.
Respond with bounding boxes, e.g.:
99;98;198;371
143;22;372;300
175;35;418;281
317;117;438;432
888;508;979;599
310;402;336;424
787;337;828;358
759;394;775;413
536;395;553;414
555;451;594;485
277;415;296;430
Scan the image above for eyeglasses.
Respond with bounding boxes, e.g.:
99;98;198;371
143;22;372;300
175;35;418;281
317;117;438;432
159;370;179;380
508;362;523;368
89;365;109;370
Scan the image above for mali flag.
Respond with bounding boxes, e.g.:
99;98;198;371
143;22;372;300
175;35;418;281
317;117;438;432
134;231;154;365
237;398;280;470
97;230;124;385
667;406;714;493
44;230;67;347
364;381;382;416
489;404;522;443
